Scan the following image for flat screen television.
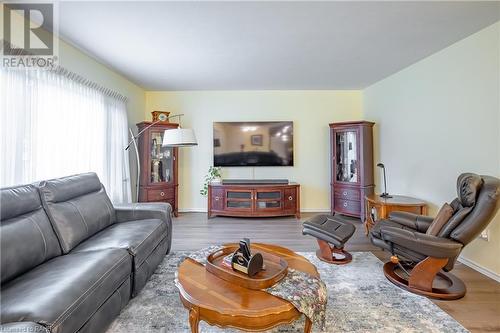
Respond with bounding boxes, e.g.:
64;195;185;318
213;121;293;167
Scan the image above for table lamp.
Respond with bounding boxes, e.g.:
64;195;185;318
377;163;392;198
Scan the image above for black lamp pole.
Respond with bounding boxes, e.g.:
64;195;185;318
377;163;392;198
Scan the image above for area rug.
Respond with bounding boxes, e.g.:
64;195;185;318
106;251;468;333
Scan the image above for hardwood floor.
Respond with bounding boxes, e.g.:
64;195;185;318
172;212;500;333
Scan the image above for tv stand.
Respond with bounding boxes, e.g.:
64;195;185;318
222;179;289;185
208;182;300;219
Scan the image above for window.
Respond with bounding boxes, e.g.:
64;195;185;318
0;67;131;203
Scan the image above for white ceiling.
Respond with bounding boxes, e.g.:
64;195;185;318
57;1;500;90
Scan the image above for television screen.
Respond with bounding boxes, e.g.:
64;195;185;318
213;121;294;167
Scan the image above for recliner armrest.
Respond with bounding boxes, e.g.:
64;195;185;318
0;322;49;333
380;226;463;259
388;211;434;233
114;202;172;224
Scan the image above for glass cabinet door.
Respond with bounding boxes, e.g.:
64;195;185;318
226;191;252;210
335;130;358;183
255;191;282;210
150;130;174;184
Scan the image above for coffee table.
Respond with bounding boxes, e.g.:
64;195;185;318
176;243;319;333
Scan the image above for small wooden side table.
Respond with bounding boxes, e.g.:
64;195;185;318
364;194;428;235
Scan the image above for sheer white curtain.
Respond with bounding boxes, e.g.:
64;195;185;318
0;67;131;203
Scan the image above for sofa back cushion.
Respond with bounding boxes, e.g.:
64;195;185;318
1;184;61;283
38;173;115;253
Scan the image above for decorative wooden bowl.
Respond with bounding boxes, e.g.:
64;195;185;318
206;245;288;290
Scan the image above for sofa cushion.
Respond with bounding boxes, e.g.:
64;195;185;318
38;173;116;253
370;219;415;240
1;184;61;284
369;219;426;263
0;249;131;333
73;219;167;269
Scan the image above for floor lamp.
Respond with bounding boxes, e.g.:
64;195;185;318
125;114;197;201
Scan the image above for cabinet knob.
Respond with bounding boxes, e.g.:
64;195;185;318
160;191;165;197
343;202;348;207
288;196;293;201
343;191;348;196
215;196;220;201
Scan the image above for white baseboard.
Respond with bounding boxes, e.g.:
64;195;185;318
178;208;330;213
458;256;500;283
300;208;330;213
179;208;206;213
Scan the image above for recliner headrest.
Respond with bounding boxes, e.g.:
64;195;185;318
457;173;483;207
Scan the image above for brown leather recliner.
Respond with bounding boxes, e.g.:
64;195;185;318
370;173;500;300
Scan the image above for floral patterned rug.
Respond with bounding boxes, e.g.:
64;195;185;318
107;251;468;333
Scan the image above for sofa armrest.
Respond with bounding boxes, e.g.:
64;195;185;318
380;226;463;259
0;322;49;333
388;211;434;233
114;202;172;224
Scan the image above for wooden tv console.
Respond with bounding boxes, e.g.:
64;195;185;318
208;182;300;219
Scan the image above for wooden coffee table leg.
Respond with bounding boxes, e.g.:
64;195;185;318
189;307;200;333
304;317;312;333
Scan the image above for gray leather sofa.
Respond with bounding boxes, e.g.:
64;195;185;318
0;173;172;333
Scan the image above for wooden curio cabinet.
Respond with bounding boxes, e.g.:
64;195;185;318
137;121;179;216
330;121;375;220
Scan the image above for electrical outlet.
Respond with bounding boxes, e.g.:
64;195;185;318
479;230;489;241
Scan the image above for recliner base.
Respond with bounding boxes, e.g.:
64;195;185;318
316;239;352;265
383;261;466;300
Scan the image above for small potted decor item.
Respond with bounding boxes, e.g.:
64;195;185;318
200;166;222;196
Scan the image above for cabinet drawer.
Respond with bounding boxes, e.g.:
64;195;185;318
334;198;361;216
147;188;174;201
334;187;360;201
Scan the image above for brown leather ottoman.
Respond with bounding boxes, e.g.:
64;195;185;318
302;214;355;264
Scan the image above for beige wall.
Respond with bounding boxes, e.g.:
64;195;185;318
145;91;363;211
58;41;145;127
364;22;500;275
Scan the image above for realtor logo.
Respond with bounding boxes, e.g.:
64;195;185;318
2;2;58;68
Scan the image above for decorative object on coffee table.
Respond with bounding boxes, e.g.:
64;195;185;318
229;238;264;277
206;243;288;290
302;214;355;264
330;121;375;219
370;173;500;300
175;243;322;333
364;194;428;235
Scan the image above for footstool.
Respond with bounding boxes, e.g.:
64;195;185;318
302;214;355;264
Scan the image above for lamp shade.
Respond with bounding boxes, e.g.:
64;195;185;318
162;128;197;147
